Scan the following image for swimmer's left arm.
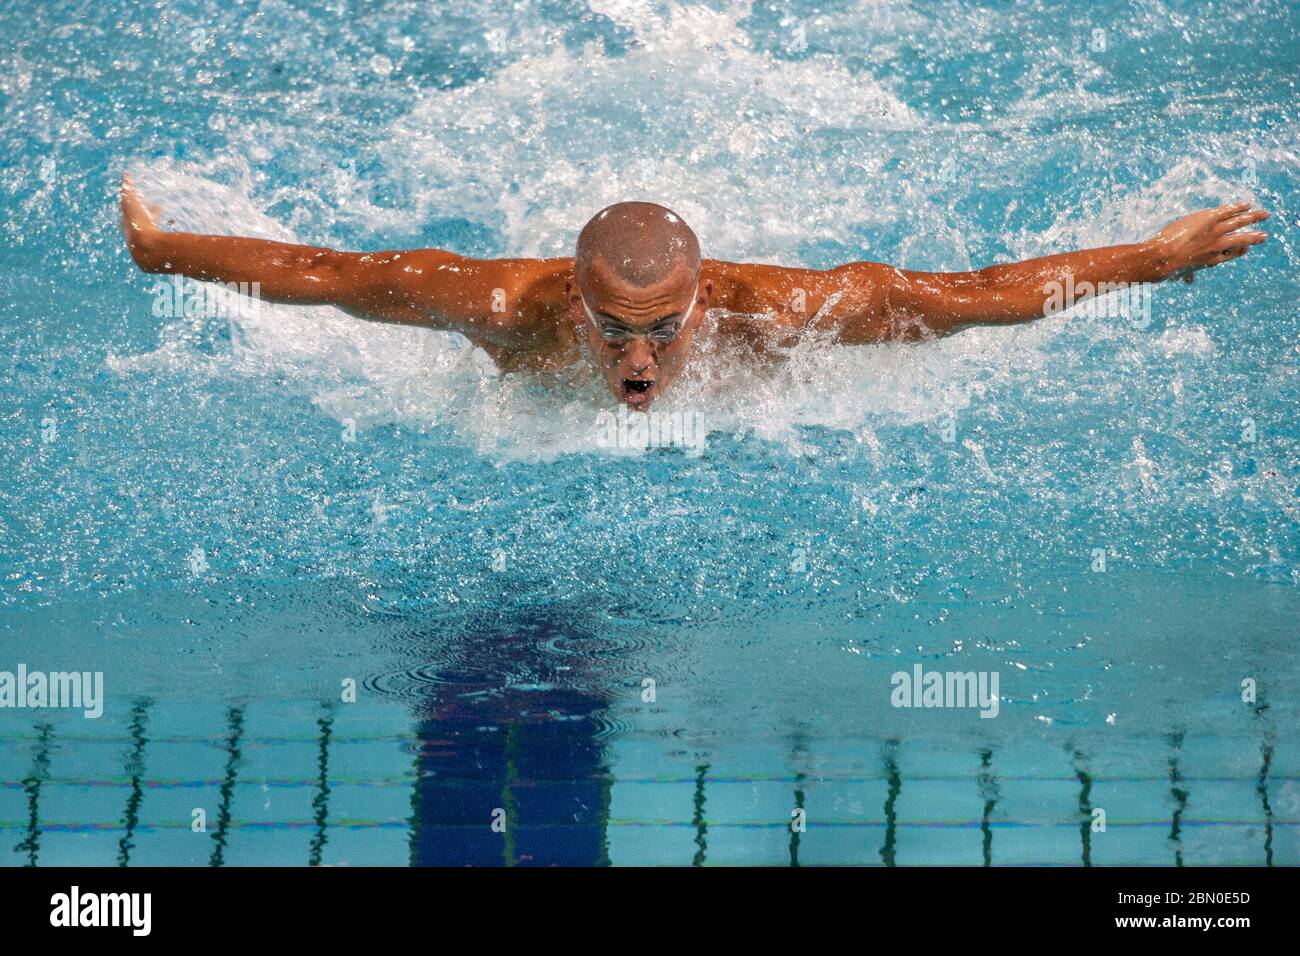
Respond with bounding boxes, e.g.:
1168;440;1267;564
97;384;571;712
829;203;1268;342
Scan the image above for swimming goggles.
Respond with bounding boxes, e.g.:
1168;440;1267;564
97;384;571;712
579;281;699;347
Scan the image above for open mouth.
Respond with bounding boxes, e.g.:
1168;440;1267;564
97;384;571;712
622;378;655;404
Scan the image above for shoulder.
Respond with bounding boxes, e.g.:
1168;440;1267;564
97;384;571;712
446;256;574;349
703;258;892;308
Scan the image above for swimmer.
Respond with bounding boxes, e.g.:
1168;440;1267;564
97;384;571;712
120;174;1267;409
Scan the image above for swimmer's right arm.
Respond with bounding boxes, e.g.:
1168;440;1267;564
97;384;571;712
119;175;549;345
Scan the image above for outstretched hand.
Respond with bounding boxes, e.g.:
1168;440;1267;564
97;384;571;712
120;173;163;261
1149;202;1268;284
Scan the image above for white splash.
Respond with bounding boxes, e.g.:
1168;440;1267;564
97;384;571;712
106;2;1265;466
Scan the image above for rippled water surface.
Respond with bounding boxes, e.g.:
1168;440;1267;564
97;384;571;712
1;0;1298;865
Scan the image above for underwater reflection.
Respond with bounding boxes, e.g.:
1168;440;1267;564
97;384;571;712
395;612;613;867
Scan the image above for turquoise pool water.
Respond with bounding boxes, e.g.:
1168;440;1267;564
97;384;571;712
1;0;1298;865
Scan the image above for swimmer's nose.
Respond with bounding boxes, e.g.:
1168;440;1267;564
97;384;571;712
624;341;655;374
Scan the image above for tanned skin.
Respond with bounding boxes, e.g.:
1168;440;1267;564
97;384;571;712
120;174;1267;409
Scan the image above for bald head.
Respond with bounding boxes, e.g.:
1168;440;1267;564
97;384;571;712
575;202;701;291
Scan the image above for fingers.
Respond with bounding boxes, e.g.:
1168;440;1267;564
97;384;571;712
119;176;137;229
1199;202;1269;263
120;174;161;229
1215;229;1267;253
120;173;142;212
1208;201;1254;223
1214;209;1269;236
1160;201;1268;279
1214;200;1252;216
119;172;164;251
121;172;143;204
